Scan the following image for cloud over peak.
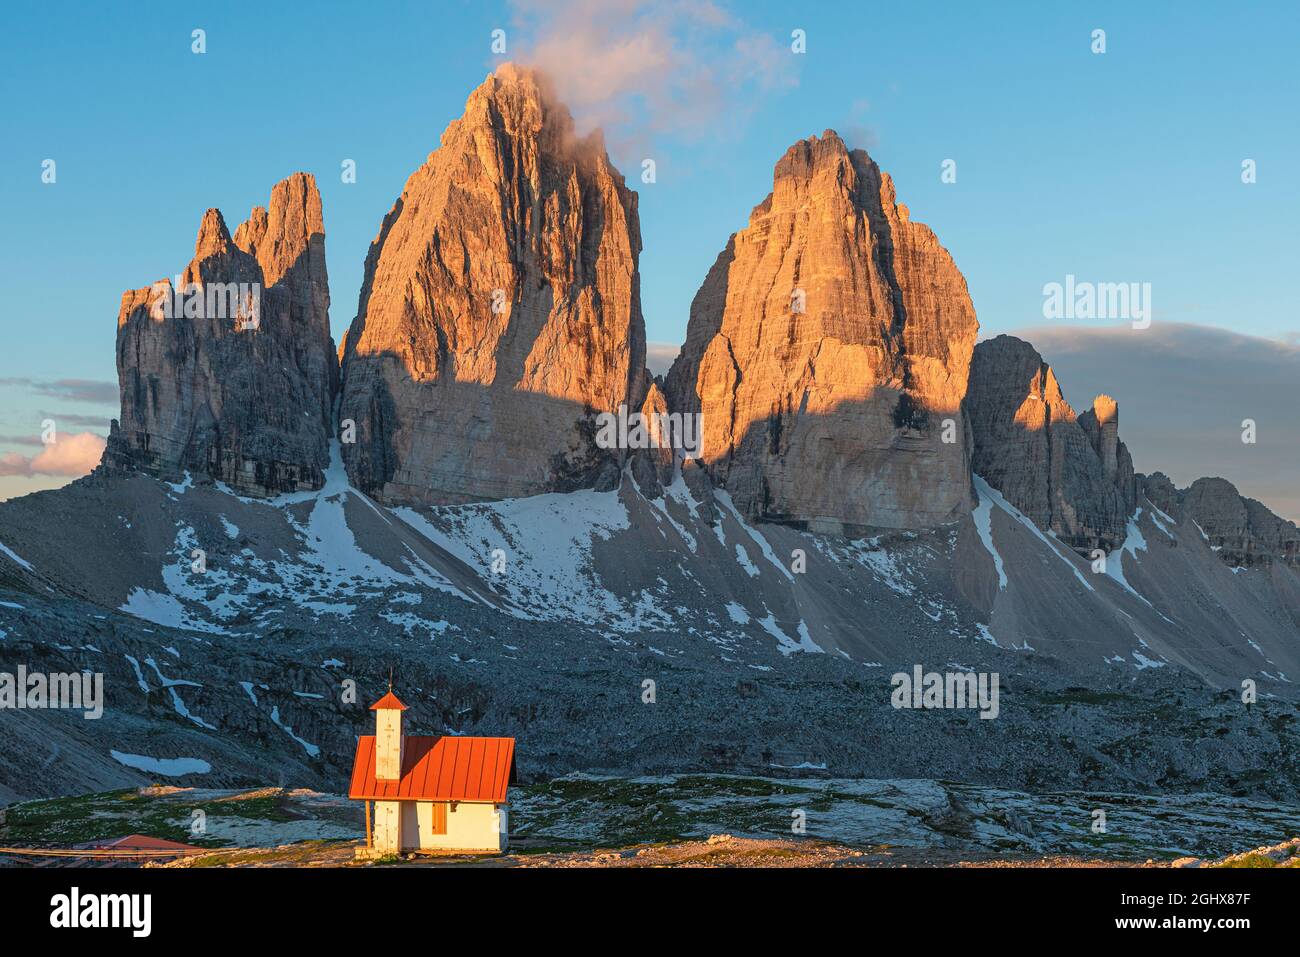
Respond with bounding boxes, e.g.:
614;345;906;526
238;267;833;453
503;0;797;154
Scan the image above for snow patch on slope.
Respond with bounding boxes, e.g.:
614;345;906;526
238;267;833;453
645;477;698;552
110;751;211;776
726;602;751;625
715;491;796;582
851;540;917;596
972;476;1094;592
288;446;466;601
0;541;32;571
1104;510;1174;623
1105;510;1149;601
1145;499;1176;538
270;705;320;757
115;444;474;634
972;482;1008;590
734;544;760;577
756;613;824;656
395;487;632;625
143;656;215;729
119;587;231;635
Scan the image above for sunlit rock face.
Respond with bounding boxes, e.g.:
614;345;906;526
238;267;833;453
966;335;1137;553
104;173;336;496
338;65;648;505
665;131;979;533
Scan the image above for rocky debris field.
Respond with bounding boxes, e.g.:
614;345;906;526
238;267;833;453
4;449;1299;807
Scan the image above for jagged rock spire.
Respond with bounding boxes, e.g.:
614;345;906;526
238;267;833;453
104;173;336;496
338;64;649;504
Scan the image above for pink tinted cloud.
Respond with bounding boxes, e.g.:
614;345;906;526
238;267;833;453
0;431;106;477
505;0;798;150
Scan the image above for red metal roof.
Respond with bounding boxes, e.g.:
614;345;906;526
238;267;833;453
349;736;514;803
369;691;408;711
87;834;201;851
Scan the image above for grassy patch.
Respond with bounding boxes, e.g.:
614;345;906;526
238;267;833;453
0;788;301;848
1212;853;1278;868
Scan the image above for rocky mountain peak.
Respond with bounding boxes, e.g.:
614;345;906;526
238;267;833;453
232;172;327;290
337;66;648;504
1078;394;1125;486
967;335;1136;553
1141;474;1300;568
103;172;337;496
1090;394;1118;425
665;129;979;532
194;208;233;259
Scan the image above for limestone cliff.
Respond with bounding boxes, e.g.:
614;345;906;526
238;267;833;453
1143;473;1300;567
665;131;978;532
338;65;647;504
104;173;336;496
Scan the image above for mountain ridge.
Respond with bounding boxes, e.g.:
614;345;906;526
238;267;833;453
2;64;1297;803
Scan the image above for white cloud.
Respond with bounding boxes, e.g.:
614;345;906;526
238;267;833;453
646;341;680;377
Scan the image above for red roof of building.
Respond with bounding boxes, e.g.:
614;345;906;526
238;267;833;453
86;834;201;852
349;736;515;803
369;691;407;711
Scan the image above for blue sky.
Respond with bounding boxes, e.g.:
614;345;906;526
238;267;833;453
1;0;1297;501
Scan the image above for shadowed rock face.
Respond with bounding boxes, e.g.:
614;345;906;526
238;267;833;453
966;335;1136;553
664;131;978;533
1144;473;1300;568
103;173;336;496
338;64;648;505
